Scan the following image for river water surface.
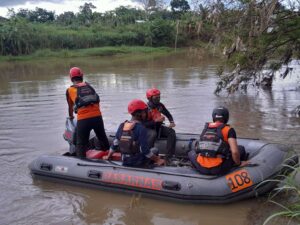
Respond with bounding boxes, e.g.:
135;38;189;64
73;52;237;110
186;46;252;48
0;52;299;225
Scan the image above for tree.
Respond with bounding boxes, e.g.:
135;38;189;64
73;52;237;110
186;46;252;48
56;11;76;25
214;0;300;94
14;8;31;20
114;6;145;25
78;2;96;25
30;7;55;23
170;0;190;14
134;0;166;13
13;7;55;23
0;16;7;22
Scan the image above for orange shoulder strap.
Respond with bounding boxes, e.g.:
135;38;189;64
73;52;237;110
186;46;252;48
123;121;136;131
221;125;230;142
67;86;77;103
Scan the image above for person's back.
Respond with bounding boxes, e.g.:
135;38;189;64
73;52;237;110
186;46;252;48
66;67;110;158
67;81;101;120
188;106;249;175
104;99;165;167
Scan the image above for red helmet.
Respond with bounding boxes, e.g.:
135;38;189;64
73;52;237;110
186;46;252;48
69;67;83;79
146;88;160;99
128;99;148;114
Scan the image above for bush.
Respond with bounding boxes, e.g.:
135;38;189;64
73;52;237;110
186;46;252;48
147;19;176;47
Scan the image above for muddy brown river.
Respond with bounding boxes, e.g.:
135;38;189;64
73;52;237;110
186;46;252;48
0;52;299;225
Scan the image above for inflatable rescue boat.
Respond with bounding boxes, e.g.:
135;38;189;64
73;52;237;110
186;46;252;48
29;119;299;203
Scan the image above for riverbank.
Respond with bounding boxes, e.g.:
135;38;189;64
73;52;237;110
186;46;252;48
0;46;175;62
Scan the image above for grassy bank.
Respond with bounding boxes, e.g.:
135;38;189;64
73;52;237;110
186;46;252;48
263;168;300;225
0;46;175;62
245;163;300;225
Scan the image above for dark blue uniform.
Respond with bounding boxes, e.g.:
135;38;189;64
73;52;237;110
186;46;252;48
111;122;154;167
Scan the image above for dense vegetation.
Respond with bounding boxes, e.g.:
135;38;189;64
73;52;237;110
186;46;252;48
0;4;186;56
0;0;299;93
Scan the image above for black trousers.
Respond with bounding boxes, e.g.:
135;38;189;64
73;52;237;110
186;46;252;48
160;126;176;157
146;128;157;148
188;146;247;175
146;126;176;157
75;116;110;158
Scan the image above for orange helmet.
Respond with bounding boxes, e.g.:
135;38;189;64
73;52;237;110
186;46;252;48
128;99;148;114
146;88;160;99
69;67;83;79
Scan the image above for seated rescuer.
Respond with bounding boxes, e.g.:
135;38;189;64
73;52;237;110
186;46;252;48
188;106;249;175
104;99;165;167
143;88;176;159
66;67;110;158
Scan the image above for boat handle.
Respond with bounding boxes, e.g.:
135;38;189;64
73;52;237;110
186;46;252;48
40;163;53;171
88;170;102;179
162;181;181;191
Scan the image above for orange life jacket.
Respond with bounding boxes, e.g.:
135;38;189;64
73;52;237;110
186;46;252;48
119;121;140;154
196;122;231;168
148;107;163;121
67;82;101;120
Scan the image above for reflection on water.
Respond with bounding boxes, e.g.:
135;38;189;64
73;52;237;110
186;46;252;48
0;53;299;225
30;179;252;225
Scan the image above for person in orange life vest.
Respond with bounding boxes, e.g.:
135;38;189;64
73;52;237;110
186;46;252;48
104;99;165;167
143;88;176;158
188;106;249;175
66;67;110;158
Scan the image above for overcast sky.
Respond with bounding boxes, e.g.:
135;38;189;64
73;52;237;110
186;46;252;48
0;0;139;17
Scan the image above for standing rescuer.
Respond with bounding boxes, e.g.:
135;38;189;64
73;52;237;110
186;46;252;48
104;99;165;167
188;106;249;175
144;88;176;159
66;67;110;158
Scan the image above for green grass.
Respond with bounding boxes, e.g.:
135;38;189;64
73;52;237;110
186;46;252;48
0;46;174;62
263;163;300;225
263;201;300;225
